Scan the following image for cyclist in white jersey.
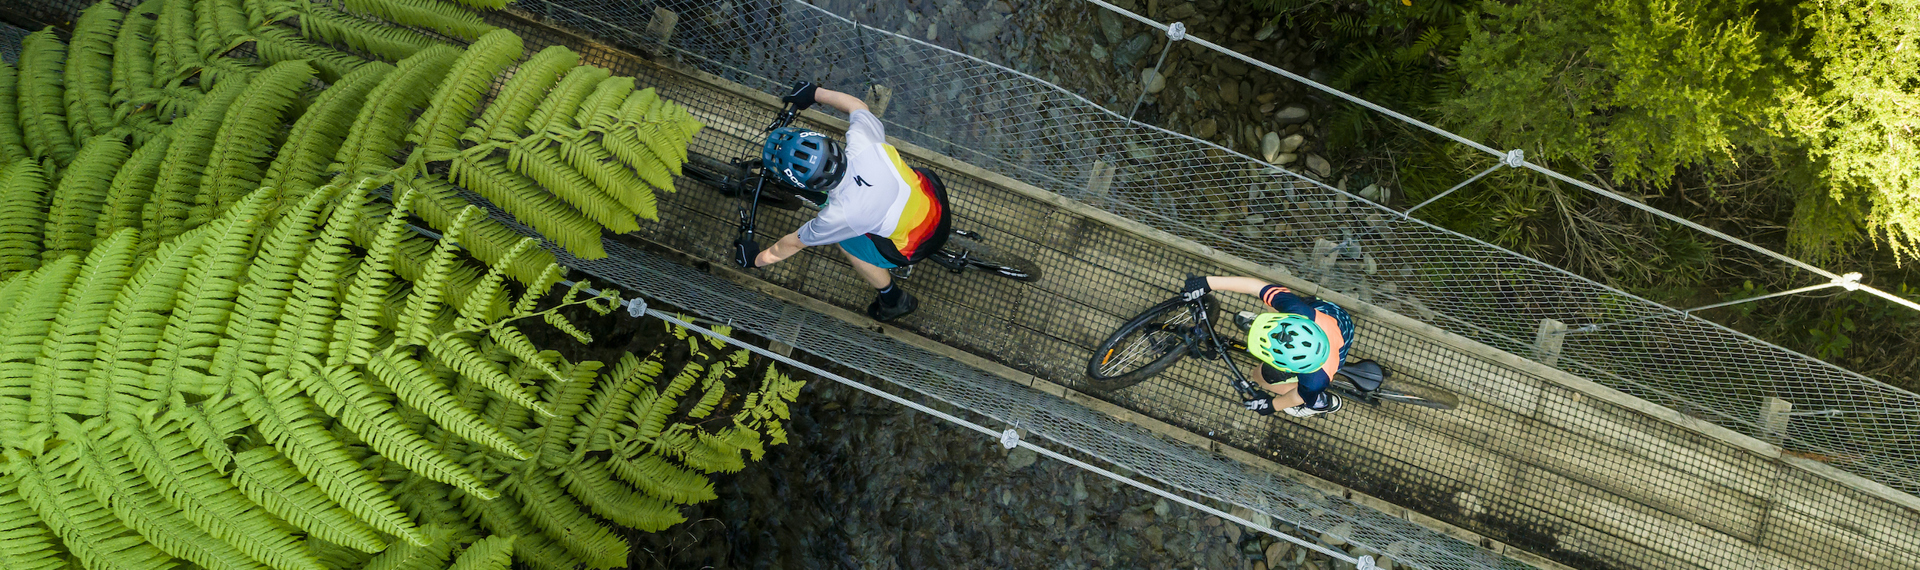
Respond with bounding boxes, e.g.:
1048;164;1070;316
735;82;949;322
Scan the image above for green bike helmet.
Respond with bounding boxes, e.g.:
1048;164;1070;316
1246;313;1330;373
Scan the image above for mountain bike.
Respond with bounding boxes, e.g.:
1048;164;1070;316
1084;293;1459;411
678;102;1040;282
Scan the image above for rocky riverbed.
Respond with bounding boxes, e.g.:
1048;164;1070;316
623;369;1382;569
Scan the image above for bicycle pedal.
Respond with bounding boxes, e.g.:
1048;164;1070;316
1233;311;1257;330
888;265;914;279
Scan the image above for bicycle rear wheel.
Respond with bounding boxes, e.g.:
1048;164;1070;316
1084;296;1216;391
944;234;1041;281
1374;383;1460;410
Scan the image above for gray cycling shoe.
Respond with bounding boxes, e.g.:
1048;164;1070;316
867;289;919;322
1284;393;1343;418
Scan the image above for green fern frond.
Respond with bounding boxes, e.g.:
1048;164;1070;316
427;333;548;415
252;25;368;83
22;230;134;430
409;29;521;157
262;61;393;196
93;132;170;240
64;3;121;143
334;188;418;366
0;63;27;163
490;325;567;383
0;255;80;446
154;0;205;82
244;0;297;26
446;154;607;259
300;2;445;62
607;453;716;505
237;371;426;546
333;45;460;180
572;353;660;457
559;137;657;219
43;134;130;259
197;60;316;216
501;468;626;569
362;523;456;570
0;159;51;275
469;46;577;144
292;357;495;500
449;535;514;570
571;76;634;132
405;177;557;287
207;184;342;388
395;205;476;346
8;446;178;570
142;76;250;248
148;189;274;396
632;361;701;442
525;65;610;137
110;0;162;118
229;445;387;552
89;226;207;439
18;31;75;168
371;346;529;459
506;140;640;233
681;425;752;473
343;0;496;41
599;123;680;191
558;459;684;531
0;461;66;570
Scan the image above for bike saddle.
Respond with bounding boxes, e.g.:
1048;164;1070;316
1339;360;1386;392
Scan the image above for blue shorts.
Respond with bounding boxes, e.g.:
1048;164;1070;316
838;235;897;269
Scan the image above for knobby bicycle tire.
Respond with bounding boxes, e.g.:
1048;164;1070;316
1372;382;1459;410
682;152;808;210
1084;295;1217;392
945;234;1042;282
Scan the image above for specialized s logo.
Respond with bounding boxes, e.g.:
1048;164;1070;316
854;175;872;187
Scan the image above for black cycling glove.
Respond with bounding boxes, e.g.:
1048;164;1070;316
733;236;762;269
1243;396;1277;416
782;81;820;111
1181;275;1212;302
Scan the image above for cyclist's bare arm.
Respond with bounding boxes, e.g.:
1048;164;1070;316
814;88;869;114
1203;276;1277;296
755;232;808;267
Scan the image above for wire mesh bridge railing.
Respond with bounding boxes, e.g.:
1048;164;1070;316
521;0;1920;501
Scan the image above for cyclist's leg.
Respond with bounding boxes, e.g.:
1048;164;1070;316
1251;366;1307;409
837;238;896;289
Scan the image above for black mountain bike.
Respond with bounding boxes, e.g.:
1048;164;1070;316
1085;293;1459;411
679;102;1039;282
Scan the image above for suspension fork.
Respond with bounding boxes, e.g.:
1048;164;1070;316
735;104;803;244
1189;296;1267;401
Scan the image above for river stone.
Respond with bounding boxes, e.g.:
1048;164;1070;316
1219;56;1249;76
1006;446;1037;470
1276;104;1310;125
1165;2;1196;19
1221;81;1240;106
1125;142;1156;160
1306;154;1330;178
991;0;1013;13
1279;133;1304;153
1358;184;1384;203
1142;68;1167;94
1114;34;1153;68
964;17;1003;43
926;22;937;42
1195;118;1218;139
1275;152;1298;165
1098;9;1123;44
1153;499;1170;517
1090;42;1108;61
1256;21;1278;41
1261;131;1281;162
1044;34;1072;52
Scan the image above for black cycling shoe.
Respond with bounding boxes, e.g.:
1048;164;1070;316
867;289;919;322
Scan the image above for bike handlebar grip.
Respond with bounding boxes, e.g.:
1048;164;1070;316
733;236;760;269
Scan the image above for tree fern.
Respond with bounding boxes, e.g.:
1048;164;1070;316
0;256;81;447
0;463;67;570
147;189;272;397
525;65;610;137
261;61;392;196
360;524;455;570
403;177;558;287
343;0;496;41
196;60;316;219
252;25;368;83
142;76;250;248
446;154;607;259
505;139;640;233
154;0;205;85
23;230;134;430
608;453;717;505
369;346;528;459
94;131;170;242
64;3;121;143
18;31;75;168
8;446;179;570
43;134;131;259
558;459;684;531
0;63;27;163
468;46;577;144
500;467;626;569
448;535;514;570
0;159;51;275
110;0;163;118
333;45;459;181
300;2;446;62
409;30;522;161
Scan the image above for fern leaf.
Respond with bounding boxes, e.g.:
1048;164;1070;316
252;25;367;83
142;76;250;248
243;0;297;26
197;60;316;216
490;324;566;382
0;461;66;570
93;132;170;247
571;76;634;132
288;356;496;500
262;61;393;196
17;31;75;168
410;29;521;159
369;347;528;459
531;370;595;468
525;65;610;137
208;0;251;54
469;46;577;144
506;140;640;233
300;2;445;62
449;535;514;570
90;227;208;438
559;459;684;531
445;153;606;259
0;63;27;163
404;177;557;287
147;189;274;396
632;361;702;442
154;0;204;83
361;524;456;570
110;0;162;118
343;0;496;41
0;159;51;275
427;333;549;415
237;372;425;545
333;188;417;367
395;206;477;346
9;446;178;570
573;353;661;458
599;123;679;191
559;136;657;219
43;134;130;258
500;468;626;569
23;230;134;431
0;255;81;448
333;45;460;180
608;452;717;505
64;3;120;143
229;446;387;552
206;184;342;388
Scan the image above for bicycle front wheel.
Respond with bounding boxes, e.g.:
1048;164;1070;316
1084;296;1216;392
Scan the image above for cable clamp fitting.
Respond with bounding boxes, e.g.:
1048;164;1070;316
999;428;1021;449
1356;555;1378;570
1834;272;1863;291
1165;22;1186;42
626;298;648;318
1501;149;1526;168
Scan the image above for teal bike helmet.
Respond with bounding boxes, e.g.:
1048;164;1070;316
1246;313;1330;373
762;127;845;192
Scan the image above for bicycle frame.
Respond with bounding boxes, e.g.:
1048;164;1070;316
1185;295;1270;402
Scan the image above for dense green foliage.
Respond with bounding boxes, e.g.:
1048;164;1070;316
1251;0;1920;383
0;0;781;568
